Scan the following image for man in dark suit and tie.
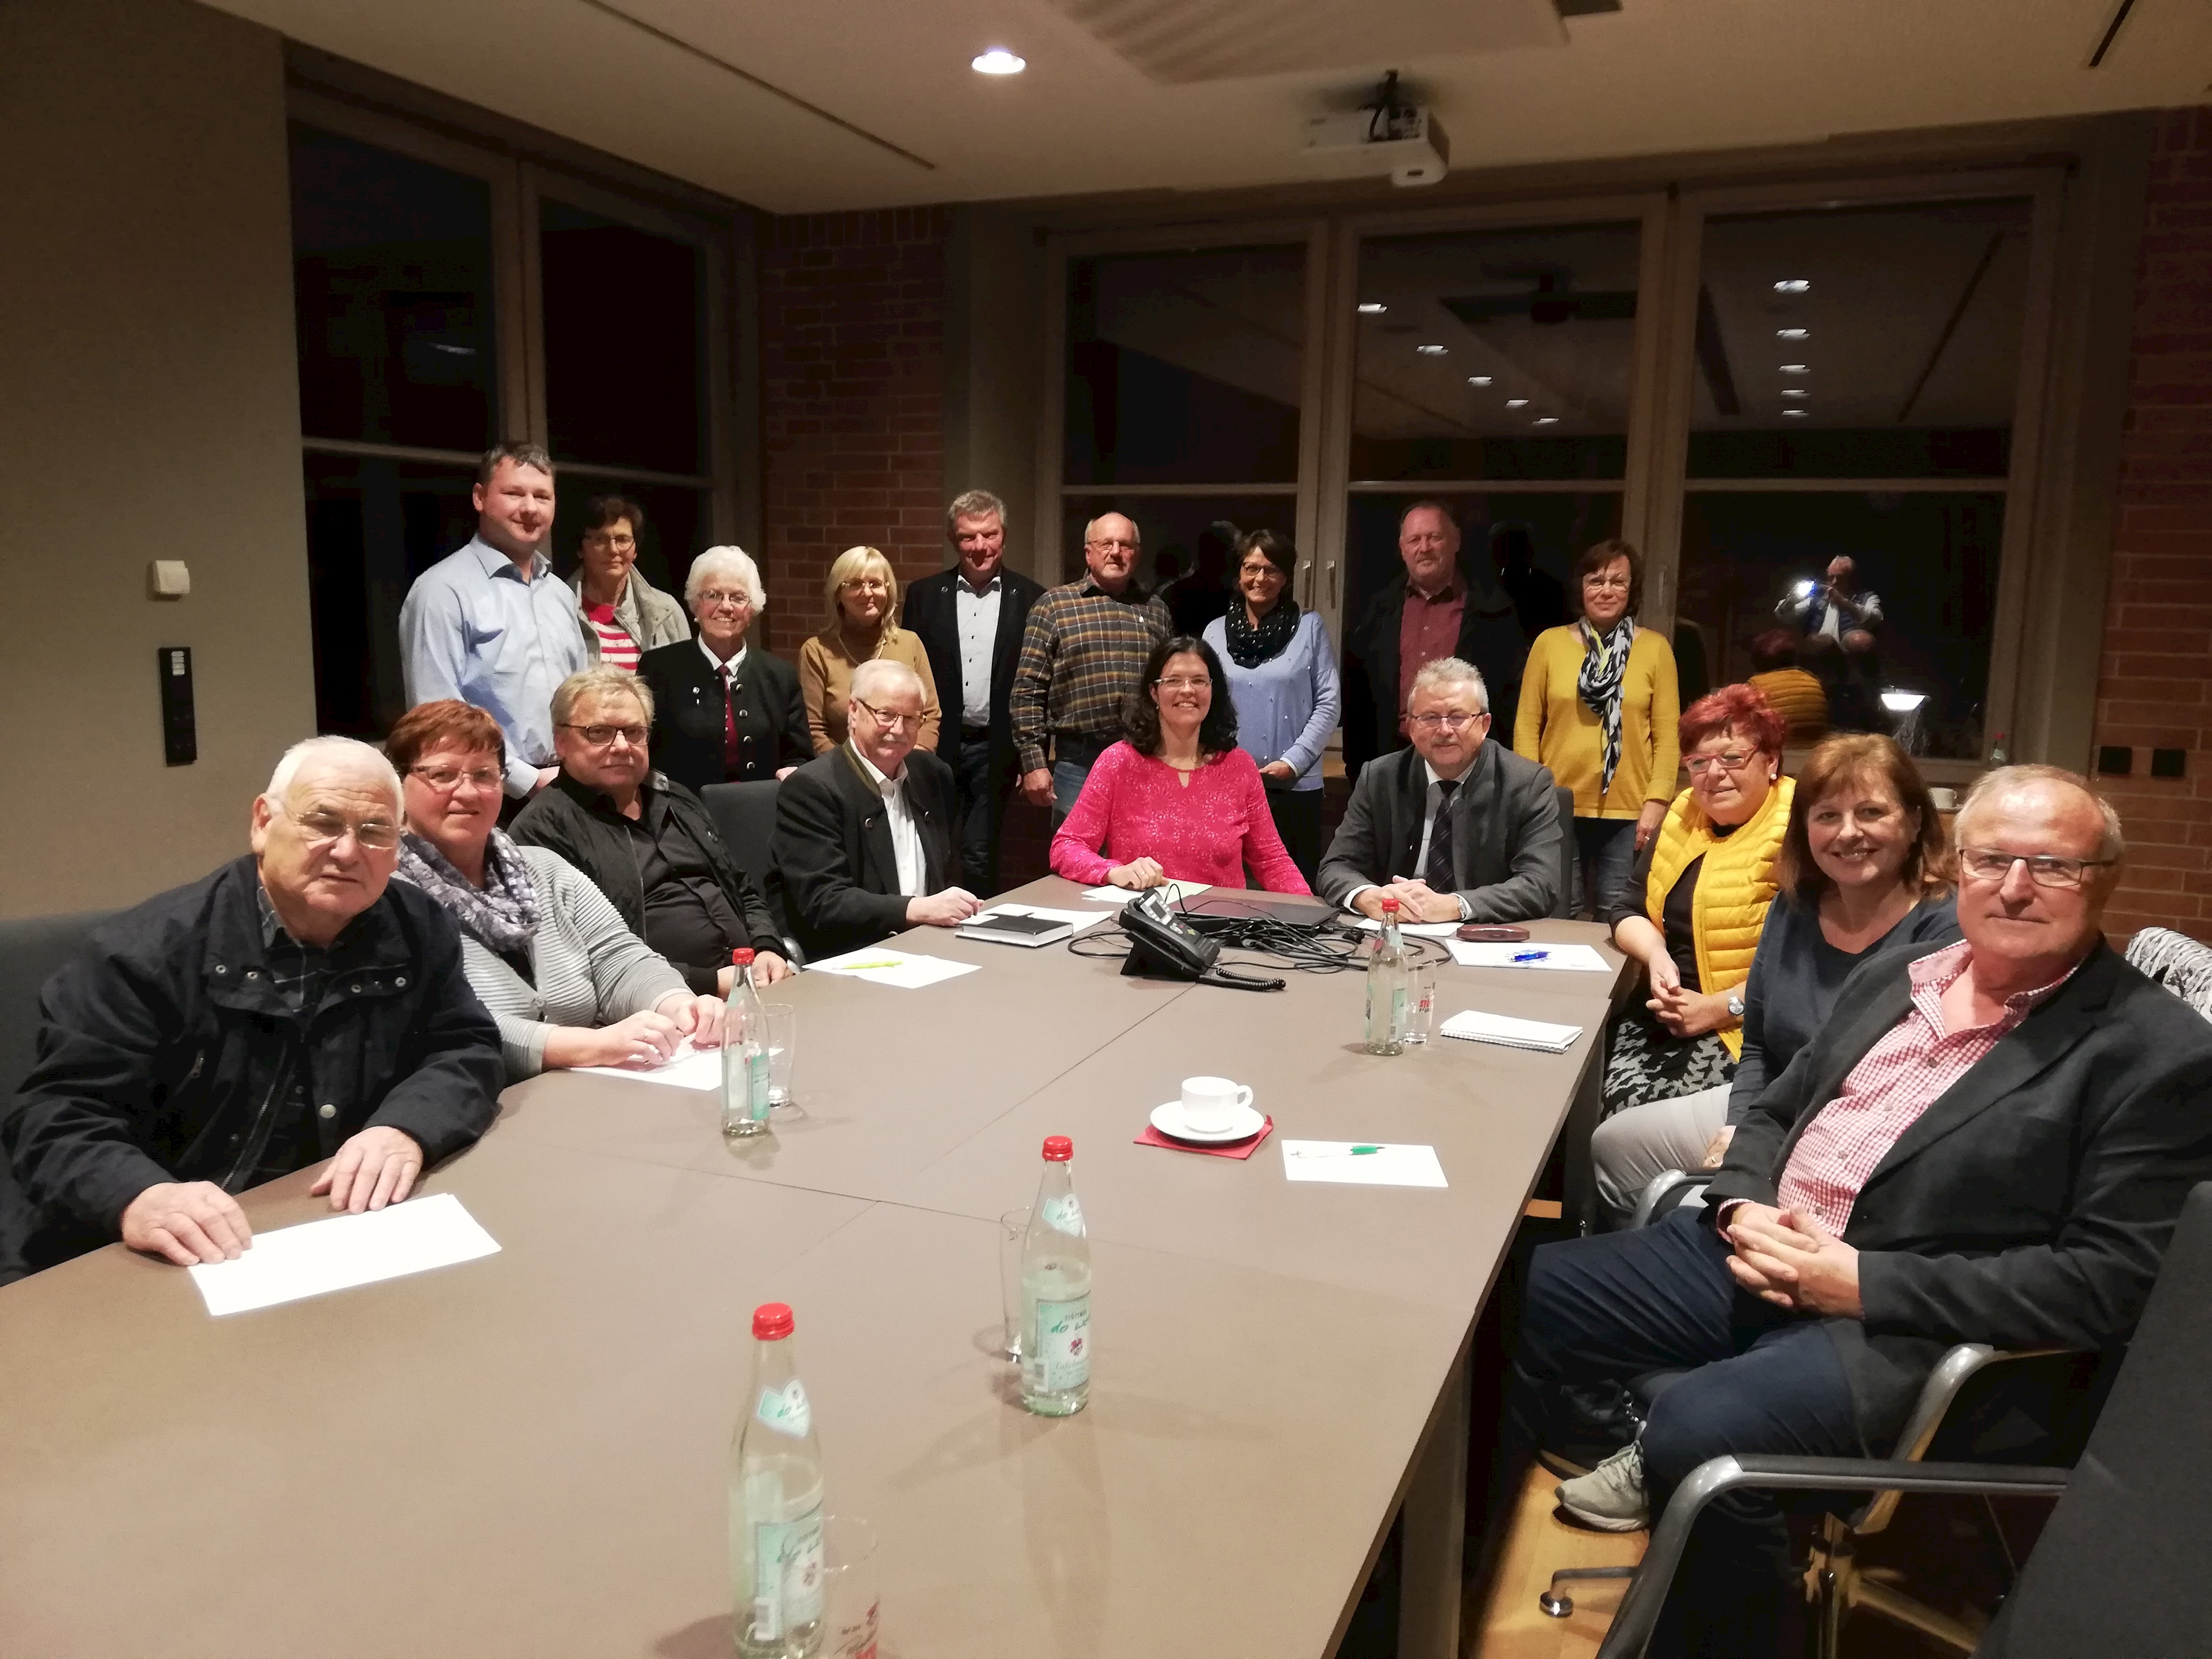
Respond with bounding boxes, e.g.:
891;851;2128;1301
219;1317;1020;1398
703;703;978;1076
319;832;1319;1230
1495;765;2212;1658
1317;656;1563;924
902;490;1045;896
770;659;979;961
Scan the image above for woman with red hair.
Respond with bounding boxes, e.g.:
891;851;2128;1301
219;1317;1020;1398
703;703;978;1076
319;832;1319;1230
1599;684;1792;1122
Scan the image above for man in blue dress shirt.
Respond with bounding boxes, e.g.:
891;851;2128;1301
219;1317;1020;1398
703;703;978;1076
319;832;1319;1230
399;443;589;807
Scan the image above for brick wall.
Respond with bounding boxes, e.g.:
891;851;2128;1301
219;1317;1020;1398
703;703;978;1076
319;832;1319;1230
2092;107;2212;943
756;206;949;659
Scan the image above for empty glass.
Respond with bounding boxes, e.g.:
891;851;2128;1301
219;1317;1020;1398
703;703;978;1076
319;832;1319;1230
760;1004;798;1106
819;1514;879;1659
1404;965;1437;1046
998;1208;1029;1360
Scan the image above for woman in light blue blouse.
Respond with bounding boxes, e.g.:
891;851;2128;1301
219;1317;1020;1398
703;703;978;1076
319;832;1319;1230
1201;529;1341;885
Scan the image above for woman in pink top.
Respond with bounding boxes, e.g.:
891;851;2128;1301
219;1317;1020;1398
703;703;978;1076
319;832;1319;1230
1051;636;1311;895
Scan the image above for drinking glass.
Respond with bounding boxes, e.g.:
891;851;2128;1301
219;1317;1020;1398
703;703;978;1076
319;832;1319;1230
1404;965;1437;1046
998;1207;1029;1360
819;1513;879;1659
761;1004;798;1106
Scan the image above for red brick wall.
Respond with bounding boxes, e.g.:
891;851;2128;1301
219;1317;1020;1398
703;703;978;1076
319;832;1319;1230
2092;107;2212;943
756;206;949;659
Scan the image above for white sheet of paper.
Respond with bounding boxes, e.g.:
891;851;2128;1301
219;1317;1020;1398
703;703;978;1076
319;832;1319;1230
1437;1009;1585;1053
1079;880;1210;906
1350;916;1464;938
1445;940;1612;973
965;904;1112;935
573;1037;724;1091
808;949;981;989
186;1192;500;1317
1280;1141;1448;1188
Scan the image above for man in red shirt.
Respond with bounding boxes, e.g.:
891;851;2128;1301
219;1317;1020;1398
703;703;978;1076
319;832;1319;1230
1491;765;2212;1658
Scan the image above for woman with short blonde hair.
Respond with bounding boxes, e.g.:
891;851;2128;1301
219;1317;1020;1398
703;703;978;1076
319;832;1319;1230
798;545;942;753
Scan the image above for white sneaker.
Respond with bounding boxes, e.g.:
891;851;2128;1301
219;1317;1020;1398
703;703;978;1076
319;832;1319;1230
1555;1439;1649;1532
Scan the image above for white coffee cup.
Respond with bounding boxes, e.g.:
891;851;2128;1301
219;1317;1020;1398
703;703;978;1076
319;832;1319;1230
1927;786;1959;812
1181;1075;1254;1132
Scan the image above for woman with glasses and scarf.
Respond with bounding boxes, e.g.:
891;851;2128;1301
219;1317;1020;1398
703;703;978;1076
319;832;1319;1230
387;699;725;1083
1513;539;1680;918
1199;530;1340;887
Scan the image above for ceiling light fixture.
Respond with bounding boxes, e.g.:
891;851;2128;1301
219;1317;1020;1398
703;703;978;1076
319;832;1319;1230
971;48;1026;74
1779;363;1810;374
1357;301;1388;314
1773;279;1811;293
1532;416;1560;426
1777;328;1810;340
1783;408;1809;419
1781;388;1810;399
1416;343;1448;355
1467;375;1493;386
1505;397;1529;408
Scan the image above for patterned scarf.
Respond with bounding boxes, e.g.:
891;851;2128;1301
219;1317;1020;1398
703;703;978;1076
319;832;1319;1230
1223;596;1300;669
1576;617;1636;795
396;829;539;954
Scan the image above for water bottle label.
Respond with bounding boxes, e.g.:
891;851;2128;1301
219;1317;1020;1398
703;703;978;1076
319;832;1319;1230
750;1505;824;1638
1040;1194;1085;1237
747;1048;771;1122
754;1379;812;1439
1036;1294;1090;1390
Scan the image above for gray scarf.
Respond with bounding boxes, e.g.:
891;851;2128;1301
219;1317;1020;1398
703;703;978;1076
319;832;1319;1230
1576;618;1636;796
396;830;539;955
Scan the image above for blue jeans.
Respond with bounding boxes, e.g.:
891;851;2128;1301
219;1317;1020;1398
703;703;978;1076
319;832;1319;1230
1050;733;1115;827
1573;815;1640;919
1496;1210;1863;1658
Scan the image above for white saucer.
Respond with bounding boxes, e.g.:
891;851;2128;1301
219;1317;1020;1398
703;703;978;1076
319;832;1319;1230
1150;1100;1266;1144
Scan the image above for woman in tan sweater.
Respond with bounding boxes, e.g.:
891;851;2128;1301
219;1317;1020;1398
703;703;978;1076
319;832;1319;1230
1513;539;1680;916
798;545;942;754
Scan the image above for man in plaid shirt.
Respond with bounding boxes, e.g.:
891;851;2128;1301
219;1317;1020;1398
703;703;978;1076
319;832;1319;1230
1489;764;2212;1658
1010;511;1171;822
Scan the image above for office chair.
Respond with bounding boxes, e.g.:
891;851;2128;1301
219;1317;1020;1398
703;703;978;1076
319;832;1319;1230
697;781;801;963
1552;785;1577;920
1;908;115;1097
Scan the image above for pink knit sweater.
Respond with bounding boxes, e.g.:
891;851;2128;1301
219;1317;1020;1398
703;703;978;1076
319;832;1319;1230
1049;741;1311;894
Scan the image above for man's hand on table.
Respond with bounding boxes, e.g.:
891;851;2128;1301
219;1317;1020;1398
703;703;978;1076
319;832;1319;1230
1379;879;1463;925
120;1181;252;1265
1725;1204;1862;1318
311;1127;424;1215
907;888;981;927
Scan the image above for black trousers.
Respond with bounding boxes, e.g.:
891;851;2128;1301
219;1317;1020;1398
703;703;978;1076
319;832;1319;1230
1496;1210;1864;1658
953;733;1009;898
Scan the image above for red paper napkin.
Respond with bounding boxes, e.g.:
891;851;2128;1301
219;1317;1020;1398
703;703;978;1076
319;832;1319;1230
1134;1116;1274;1159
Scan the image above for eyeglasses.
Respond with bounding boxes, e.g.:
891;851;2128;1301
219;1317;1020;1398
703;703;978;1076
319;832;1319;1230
1085;537;1138;552
276;805;401;851
1407;711;1483;731
1154;676;1211;692
842;578;891;595
852;697;922;732
1684;751;1758;777
697;588;751;609
1958;847;2116;889
410;764;503;793
560;723;648;747
1583;575;1632;592
582;532;636;550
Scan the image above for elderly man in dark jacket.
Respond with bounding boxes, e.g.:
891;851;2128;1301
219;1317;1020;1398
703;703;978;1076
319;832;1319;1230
1;738;503;1281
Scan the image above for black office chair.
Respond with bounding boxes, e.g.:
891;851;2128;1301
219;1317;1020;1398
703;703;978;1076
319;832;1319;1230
1552;784;1577;920
1591;1181;2212;1658
697;781;800;962
1;908;115;1097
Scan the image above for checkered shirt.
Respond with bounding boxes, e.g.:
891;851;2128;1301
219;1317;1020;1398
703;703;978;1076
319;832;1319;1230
1773;939;2077;1235
1008;578;1172;774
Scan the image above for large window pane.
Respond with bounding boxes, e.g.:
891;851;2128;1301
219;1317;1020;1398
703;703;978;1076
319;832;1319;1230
1350;223;1640;484
1063;246;1304;487
1688;199;2031;479
1677;491;2005;759
302;456;480;737
289;126;496;452
1056;494;1299;595
541;199;706;476
1345;489;1624;645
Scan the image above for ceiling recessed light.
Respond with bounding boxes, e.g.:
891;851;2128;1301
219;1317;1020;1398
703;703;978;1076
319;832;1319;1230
1773;279;1811;293
1779;363;1810;374
1357;301;1388;315
1415;343;1448;356
971;48;1026;74
1783;408;1810;419
1781;388;1810;399
1505;397;1529;408
1467;375;1493;386
1532;415;1560;426
1777;328;1810;340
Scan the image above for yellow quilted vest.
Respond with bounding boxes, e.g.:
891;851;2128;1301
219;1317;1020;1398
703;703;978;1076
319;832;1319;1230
1642;773;1795;1060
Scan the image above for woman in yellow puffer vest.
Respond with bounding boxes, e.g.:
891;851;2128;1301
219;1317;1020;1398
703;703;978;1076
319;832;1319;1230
1600;684;1792;1117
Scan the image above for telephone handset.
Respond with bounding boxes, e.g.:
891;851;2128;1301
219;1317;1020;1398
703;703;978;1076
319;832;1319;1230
1120;887;1284;992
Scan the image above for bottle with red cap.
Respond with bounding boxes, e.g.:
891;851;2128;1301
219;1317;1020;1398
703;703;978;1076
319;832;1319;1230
723;949;772;1137
730;1300;825;1657
1364;895;1410;1056
1019;1135;1092;1415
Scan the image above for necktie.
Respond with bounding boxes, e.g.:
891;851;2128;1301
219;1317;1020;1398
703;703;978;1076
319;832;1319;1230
721;666;744;779
1425;779;1459;895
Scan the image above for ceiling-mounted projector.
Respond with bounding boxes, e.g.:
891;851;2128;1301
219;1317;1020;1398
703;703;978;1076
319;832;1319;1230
1302;70;1449;187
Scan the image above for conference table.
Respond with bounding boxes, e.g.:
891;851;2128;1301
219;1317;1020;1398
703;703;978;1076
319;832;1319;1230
0;877;1627;1658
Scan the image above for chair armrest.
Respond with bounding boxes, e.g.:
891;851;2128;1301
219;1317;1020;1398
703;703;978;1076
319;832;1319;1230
1594;1454;2070;1659
1630;1169;1710;1231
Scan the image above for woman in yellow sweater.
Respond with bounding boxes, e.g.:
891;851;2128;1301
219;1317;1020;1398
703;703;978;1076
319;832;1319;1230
1514;539;1680;917
1599;683;1792;1118
798;545;942;754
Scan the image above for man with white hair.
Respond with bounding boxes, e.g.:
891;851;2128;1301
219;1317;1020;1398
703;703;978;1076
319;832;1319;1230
0;738;502;1281
1317;656;1564;923
771;658;976;959
1494;765;2212;1657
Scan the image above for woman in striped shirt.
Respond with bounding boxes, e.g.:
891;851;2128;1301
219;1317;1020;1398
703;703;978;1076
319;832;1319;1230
569;494;690;671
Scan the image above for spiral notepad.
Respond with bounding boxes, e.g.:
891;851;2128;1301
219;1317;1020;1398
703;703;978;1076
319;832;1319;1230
1438;1009;1584;1054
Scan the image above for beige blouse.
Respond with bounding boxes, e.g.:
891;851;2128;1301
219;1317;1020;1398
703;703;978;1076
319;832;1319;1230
797;624;942;753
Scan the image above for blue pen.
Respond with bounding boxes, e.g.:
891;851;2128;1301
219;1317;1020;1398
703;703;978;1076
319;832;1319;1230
1511;949;1550;963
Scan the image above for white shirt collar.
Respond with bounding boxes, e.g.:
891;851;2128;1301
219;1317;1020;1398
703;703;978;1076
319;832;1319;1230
849;743;906;793
698;635;747;676
959;569;1003;596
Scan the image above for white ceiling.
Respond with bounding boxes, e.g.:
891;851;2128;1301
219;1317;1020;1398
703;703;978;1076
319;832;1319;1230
204;0;2212;213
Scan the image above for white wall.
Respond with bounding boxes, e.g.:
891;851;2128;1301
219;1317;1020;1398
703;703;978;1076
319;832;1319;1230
0;0;313;916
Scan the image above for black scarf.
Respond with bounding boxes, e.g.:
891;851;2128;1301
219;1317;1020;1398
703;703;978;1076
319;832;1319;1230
1223;597;1300;669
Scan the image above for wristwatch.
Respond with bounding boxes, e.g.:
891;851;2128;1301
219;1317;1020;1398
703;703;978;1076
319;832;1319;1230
1725;990;1745;1020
